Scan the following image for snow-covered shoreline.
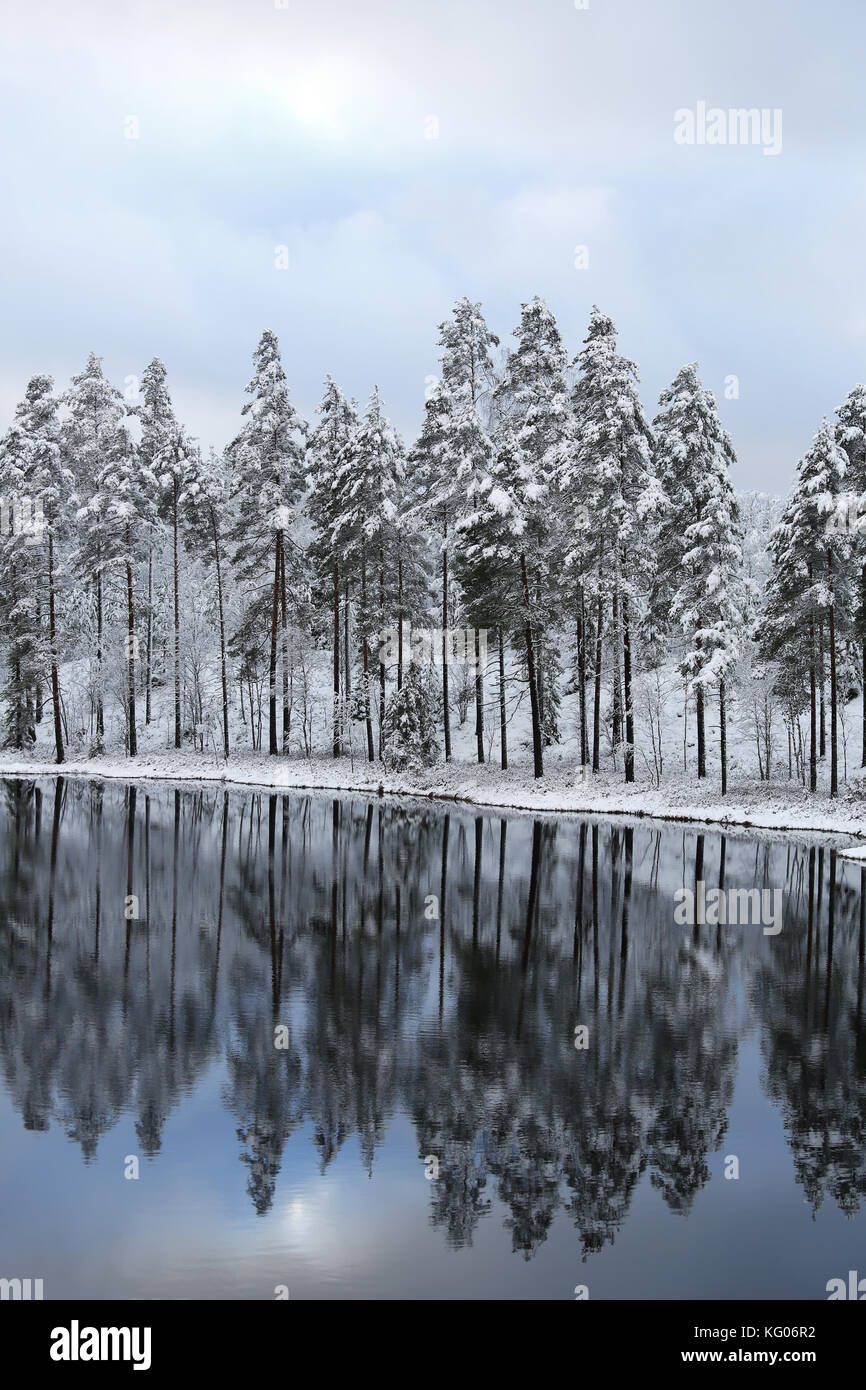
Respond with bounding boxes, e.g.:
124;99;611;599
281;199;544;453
1;749;864;844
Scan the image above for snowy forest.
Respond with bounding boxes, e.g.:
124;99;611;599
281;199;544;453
1;296;864;798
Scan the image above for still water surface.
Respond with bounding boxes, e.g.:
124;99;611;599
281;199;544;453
0;776;864;1299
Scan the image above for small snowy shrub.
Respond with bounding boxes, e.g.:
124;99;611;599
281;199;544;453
381;663;439;771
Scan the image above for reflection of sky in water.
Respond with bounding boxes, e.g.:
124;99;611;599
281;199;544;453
0;778;863;1299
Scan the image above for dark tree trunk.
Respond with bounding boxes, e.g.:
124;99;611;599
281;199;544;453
474;628;485;763
280;539;290;753
623;591;634;784
96;571;104;740
862;564;866;766
145;549;153;725
696;685;706;779
125;539;137;758
498;626;508;771
521;552;543;779
211;509;230;759
344;580;351;700
268;531;280;756
829;594;838;798
48;532;63;764
333;560;341;757
173;480;181;749
578;591;588;766
611;590;622;747
378;545;386;759
818;619;826;758
442;514;451;762
720;678;727;796
34;594;42;723
397;555;404;691
809;599;817;793
361;551;374;762
592;590;603;774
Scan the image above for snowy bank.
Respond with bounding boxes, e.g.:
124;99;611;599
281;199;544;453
0;748;864;842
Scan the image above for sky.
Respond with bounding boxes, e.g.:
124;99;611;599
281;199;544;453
1;0;865;496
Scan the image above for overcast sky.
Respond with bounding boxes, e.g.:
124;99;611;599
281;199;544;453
2;0;864;494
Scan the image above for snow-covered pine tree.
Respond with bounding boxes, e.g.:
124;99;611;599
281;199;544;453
228;330;306;756
456;424;544;777
492;297;570;776
181;445;232;758
381;659;439;771
658;370;747;794
757;508;813;782
329;387;401;760
15;376;71;762
75;386;157;756
409;300;499;765
64;353;133;750
438;299;499;762
442;382;497;764
409;380;462;762
307;377;360;758
835;384;866;765
137;358;187;743
652;364;744;786
759;421;851;795
452;392;514;769
571;307;654;780
0;417;40;748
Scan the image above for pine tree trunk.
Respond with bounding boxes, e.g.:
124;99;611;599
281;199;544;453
592;591;603;774
378;545;386;759
521;552;543;779
720;679;727;796
829;593;838;798
280;539;290;753
474;628;485;763
578;591;588;766
623;591;634;784
498;626;507;770
344;580;351;699
696;684;706;779
96;572;104;741
34;594;43;724
809;605;817;793
332;560;341;758
361;551;374;762
861;564;866;766
125;540;137;758
173;481;181;749
145;549;153;725
48;532;63;764
442;514;451;762
397;555;404;691
269;531;280;756
611;589;622;748
211;509;230;760
819;620;826;758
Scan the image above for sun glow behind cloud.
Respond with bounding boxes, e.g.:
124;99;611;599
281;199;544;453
251;60;355;137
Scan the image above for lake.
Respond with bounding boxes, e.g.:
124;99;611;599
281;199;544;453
0;776;863;1300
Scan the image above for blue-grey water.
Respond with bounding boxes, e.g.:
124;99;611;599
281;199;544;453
0;776;863;1300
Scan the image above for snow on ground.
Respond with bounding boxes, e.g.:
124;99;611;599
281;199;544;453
0;744;863;843
2;650;863;841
